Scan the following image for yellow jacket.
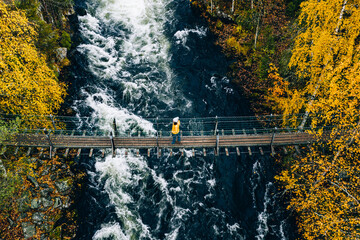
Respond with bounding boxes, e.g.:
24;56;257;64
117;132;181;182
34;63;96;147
172;121;180;134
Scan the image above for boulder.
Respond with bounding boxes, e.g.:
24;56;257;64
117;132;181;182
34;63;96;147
40;233;49;240
32;212;45;225
31;198;41;209
40;188;53;198
41;197;54;208
55;48;67;63
27;175;39;189
55;180;71;195
215;10;234;23
18;194;31;213
62;196;71;209
54;197;62;209
64;6;75;16
21;222;36;239
77;7;87;16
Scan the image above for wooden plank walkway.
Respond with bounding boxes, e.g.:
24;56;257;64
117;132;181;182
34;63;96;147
5;132;314;149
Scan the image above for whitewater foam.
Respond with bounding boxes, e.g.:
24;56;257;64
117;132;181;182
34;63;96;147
255;182;273;240
76;0;192;119
174;26;207;50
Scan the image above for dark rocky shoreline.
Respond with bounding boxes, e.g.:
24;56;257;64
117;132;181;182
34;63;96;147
12;151;84;239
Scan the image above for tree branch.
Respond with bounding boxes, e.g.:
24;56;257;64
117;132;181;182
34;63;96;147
335;0;348;34
330;181;359;205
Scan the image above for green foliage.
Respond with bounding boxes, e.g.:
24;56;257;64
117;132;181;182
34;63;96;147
36;20;60;60
285;0;304;17
257;51;271;80
262;26;275;51
0;171;21;212
0;118;20;144
216;19;223;29
15;0;40;21
256;27;276;80
226;37;249;56
15;0;73;63
60;30;72;50
0;103;22;220
235;10;256;32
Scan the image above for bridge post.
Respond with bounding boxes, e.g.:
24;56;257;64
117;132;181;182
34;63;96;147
214;116;218;136
64;130;75;158
216;134;219;156
44;128;53;159
113;118;118;137
156;117;159;158
89;130;97;157
110;132;115;158
270;127;277;156
50;114;57;131
214;116;219;156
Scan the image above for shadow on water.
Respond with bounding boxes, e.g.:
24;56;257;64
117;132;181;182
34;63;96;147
165;0;251;118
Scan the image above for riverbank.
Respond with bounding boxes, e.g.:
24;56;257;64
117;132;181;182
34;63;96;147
0;1;82;239
0;149;83;239
189;0;295;115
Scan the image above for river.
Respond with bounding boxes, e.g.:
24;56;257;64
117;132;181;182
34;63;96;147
66;0;294;239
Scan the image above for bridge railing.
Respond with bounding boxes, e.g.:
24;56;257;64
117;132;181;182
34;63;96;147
1;113;314;137
145;115;309;137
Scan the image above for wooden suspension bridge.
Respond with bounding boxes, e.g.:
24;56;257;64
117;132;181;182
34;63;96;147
1;114;319;158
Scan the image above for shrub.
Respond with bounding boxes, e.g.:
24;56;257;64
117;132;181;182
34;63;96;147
60;30;72;50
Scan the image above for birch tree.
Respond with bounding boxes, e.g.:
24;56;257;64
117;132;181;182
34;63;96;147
272;1;360;238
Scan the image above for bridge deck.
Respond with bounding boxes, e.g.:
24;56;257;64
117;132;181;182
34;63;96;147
6;132;314;149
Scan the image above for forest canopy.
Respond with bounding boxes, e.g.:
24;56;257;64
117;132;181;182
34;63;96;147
0;1;67;117
268;0;360;238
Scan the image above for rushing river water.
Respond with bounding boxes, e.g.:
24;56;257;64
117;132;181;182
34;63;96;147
67;0;295;239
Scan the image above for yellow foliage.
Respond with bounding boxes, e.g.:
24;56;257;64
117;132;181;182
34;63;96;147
273;1;360;239
267;64;304;127
226;36;249;56
0;2;66;120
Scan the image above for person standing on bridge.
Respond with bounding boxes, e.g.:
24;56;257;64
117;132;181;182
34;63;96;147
171;117;181;144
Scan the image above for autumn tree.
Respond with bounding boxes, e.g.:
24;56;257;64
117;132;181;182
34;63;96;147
0;1;66;120
271;0;360;238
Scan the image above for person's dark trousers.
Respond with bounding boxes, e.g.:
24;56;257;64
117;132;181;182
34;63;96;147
172;133;181;144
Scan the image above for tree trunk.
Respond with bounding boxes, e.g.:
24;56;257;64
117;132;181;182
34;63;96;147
298;82;320;131
0;159;7;177
335;0;348;34
254;0;262;49
211;0;213;13
254;15;260;48
232;0;235;13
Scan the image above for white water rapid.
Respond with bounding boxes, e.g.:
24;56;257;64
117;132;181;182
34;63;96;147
71;0;293;239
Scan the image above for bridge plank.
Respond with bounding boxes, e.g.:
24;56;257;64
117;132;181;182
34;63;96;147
5;132;315;150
